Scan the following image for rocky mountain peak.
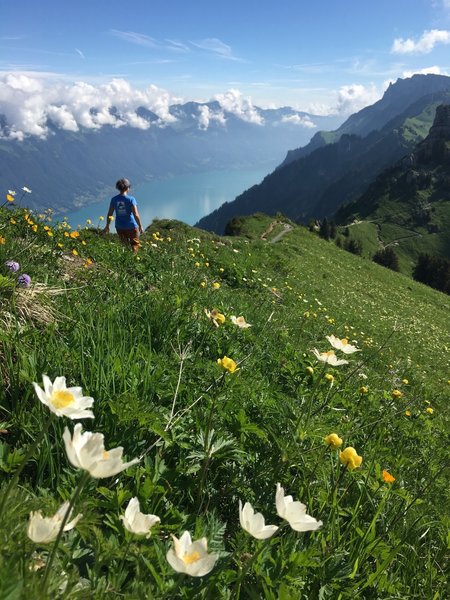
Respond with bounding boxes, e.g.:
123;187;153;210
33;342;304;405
416;104;450;164
426;104;450;141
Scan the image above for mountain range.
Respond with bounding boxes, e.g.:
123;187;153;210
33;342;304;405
1;102;341;214
196;74;450;234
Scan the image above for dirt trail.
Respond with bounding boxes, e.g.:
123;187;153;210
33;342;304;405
260;220;293;243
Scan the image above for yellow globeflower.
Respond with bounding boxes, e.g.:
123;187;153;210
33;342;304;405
10;218;16;224
217;356;239;373
324;373;334;383
360;386;369;394
426;407;434;414
405;410;411;417
339;447;363;470
402;378;409;385
72;249;78;256
391;389;403;399
212;282;221;289
324;433;343;449
32;224;38;232
200;281;206;288
6;194;14;203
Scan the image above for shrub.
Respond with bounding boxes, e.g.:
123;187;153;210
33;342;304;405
373;247;400;271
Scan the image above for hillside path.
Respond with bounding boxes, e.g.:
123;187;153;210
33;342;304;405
260;220;293;243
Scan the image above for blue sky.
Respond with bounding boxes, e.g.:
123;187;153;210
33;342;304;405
1;0;450;138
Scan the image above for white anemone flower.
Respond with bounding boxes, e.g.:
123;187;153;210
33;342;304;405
63;423;139;478
275;483;322;532
166;531;218;577
312;349;348;366
120;497;160;537
239;500;278;539
27;501;82;544
33;375;94;419
326;335;361;354
230;316;252;329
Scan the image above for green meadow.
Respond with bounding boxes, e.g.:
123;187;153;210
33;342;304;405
0;205;449;599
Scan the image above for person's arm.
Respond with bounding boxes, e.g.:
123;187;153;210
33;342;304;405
131;204;144;234
103;203;114;233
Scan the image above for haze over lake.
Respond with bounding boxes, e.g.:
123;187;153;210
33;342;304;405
65;168;271;230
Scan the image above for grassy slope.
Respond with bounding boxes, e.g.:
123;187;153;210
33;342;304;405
0;208;448;598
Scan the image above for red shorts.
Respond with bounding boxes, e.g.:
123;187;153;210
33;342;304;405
116;228;140;249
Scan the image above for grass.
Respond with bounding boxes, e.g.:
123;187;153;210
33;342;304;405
0;205;449;599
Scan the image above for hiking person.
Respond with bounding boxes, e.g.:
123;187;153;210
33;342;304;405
104;178;144;252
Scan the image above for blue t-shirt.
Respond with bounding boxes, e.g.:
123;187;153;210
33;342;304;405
110;194;138;230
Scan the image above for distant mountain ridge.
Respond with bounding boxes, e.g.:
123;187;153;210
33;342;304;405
196;74;450;234
1;101;341;214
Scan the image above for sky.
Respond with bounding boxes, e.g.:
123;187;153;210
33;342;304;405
1;0;450;139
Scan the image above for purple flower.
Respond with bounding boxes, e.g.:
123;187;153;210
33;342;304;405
5;260;20;273
18;274;32;288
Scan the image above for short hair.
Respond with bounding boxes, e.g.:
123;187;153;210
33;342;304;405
115;178;131;192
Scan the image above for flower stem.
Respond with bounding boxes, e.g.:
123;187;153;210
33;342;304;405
41;470;90;594
233;524;286;599
196;374;225;512
117;536;133;580
0;414;54;518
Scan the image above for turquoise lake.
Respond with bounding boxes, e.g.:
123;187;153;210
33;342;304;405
65;168;272;229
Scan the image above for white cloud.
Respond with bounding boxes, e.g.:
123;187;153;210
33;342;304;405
280;114;316;128
197;105;226;130
110;30;157;48
305;83;383;117
0;73;181;139
190;38;239;60
402;65;449;77
75;48;85;60
334;83;382;115
214;89;263;124
392;29;450;54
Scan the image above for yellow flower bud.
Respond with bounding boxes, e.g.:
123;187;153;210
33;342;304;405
339;447;363;470
324;433;343;449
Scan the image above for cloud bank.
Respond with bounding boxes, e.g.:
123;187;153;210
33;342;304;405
0;75;274;139
0;73;184;140
392;29;450;54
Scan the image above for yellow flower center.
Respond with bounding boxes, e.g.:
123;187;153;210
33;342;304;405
102;451;110;460
183;551;201;565
340;338;348;345
51;390;75;409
